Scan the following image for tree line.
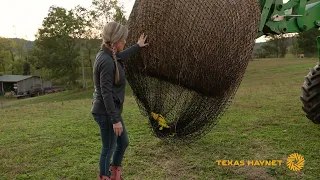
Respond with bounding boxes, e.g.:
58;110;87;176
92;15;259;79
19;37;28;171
0;0;126;89
254;28;320;58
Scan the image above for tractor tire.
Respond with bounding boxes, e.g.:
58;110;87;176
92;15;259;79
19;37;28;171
301;63;320;124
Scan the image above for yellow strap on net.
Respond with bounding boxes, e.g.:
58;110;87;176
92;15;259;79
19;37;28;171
151;112;170;130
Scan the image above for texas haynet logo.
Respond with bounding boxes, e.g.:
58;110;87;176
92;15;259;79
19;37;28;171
286;153;305;171
216;153;305;171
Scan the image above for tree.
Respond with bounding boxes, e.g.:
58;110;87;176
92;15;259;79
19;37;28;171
88;0;127;67
23;61;31;75
0;37;18;74
274;35;289;58
14;39;27;62
72;1;127;87
254;45;271;58
30;1;127;88
255;34;290;58
30;6;86;86
289;40;303;56
264;34;289;58
0;49;8;73
0;37;10;73
91;0;127;28
72;6;99;78
297;28;320;57
113;4;127;24
12;39;28;75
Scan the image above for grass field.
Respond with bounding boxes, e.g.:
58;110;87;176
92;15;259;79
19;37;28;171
1;58;320;180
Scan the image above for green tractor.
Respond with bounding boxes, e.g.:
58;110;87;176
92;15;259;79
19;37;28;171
258;0;320;124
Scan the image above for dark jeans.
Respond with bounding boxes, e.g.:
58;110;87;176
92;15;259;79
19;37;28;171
92;113;129;177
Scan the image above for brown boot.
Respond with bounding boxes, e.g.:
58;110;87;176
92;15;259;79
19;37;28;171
110;166;123;180
97;174;111;180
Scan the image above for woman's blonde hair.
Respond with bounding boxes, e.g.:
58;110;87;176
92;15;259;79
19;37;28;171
101;22;128;84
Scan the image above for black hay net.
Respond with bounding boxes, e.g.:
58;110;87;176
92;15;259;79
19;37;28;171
125;0;260;141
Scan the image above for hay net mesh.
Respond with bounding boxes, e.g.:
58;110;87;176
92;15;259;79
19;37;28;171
125;0;260;141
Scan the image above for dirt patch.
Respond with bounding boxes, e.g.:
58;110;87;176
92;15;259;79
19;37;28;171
11;163;27;175
161;156;199;180
152;142;199;180
236;166;275;180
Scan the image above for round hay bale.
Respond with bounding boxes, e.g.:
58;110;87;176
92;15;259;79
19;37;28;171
125;0;261;141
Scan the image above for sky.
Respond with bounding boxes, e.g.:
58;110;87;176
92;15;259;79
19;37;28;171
0;0;289;42
0;0;135;40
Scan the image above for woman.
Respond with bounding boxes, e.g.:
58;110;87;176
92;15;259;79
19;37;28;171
91;22;148;180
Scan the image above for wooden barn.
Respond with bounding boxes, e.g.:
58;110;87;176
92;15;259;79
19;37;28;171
0;75;52;95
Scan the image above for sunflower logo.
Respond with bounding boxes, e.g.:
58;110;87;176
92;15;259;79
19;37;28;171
287;153;305;171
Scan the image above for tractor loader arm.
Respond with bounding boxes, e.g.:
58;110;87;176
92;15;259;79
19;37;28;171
258;0;320;36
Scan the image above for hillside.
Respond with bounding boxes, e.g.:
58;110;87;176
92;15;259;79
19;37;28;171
10;38;34;51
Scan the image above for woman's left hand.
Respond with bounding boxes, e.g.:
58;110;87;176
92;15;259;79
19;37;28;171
137;33;149;47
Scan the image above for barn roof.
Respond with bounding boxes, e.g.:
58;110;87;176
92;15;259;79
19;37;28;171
0;75;39;82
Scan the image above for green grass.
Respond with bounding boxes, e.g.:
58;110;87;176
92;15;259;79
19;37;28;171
1;58;320;179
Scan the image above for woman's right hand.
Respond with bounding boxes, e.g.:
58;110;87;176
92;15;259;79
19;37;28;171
113;122;123;136
137;33;149;47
